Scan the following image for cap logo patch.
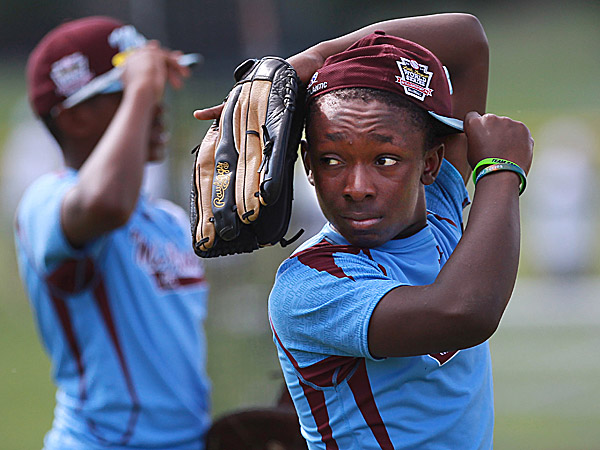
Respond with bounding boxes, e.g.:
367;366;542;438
50;52;94;97
395;58;433;101
307;71;319;89
307;71;327;96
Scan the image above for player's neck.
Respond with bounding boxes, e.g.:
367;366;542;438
62;140;94;170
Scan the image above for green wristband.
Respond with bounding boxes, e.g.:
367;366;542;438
474;162;527;195
472;157;521;184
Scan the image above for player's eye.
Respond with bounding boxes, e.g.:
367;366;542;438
321;157;342;166
375;156;398;166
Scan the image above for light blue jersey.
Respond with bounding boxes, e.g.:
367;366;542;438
15;169;211;450
269;160;493;450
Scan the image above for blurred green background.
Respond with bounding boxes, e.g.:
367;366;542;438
1;1;599;449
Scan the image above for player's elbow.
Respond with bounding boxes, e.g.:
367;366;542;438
455;14;488;43
451;293;504;347
81;194;134;229
452;13;489;58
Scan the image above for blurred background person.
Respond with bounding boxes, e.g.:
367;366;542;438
14;16;211;449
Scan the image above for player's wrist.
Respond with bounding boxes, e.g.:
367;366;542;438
472;158;527;195
288;47;326;84
122;77;163;107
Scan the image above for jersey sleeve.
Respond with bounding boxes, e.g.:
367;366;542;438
14;172;105;275
153;198;193;246
269;244;402;364
425;159;470;227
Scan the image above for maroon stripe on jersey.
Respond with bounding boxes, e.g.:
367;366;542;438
300;382;339;450
271;318;343;448
295;239;388;280
271;317;358;387
347;359;394;450
46;259;94;402
45;257;142;445
362;249;387;276
176;275;206;286
48;293;88;402
47;258;95;294
427;212;457;228
47;259;139;445
91;278;140;444
295;240;361;280
300;354;359;387
152;273;206;289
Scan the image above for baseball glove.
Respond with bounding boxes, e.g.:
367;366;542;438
191;57;305;258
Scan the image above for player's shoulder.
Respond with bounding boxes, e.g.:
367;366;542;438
17;169;75;217
149;198;190;230
426;159;470;224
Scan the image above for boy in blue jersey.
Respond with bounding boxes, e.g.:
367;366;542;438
266;14;533;450
15;17;211;449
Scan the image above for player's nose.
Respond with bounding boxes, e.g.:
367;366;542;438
342;165;375;201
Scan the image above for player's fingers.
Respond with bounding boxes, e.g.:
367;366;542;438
194;104;225;121
163;52;190;89
463;111;482;133
233;82;252;223
235;79;270;224
193;123;220;251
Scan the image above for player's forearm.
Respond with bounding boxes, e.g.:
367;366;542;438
86;83;155;205
289;13;488;101
436;174;521;338
64;84;156;241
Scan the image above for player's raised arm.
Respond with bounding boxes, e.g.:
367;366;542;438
60;43;189;247
368;113;533;358
195;12;489;160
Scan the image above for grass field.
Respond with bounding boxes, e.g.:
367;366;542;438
1;3;599;449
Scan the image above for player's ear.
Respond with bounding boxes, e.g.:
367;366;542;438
300;139;315;186
421;142;444;185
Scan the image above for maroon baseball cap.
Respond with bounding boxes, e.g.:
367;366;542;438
26;16;147;117
306;31;463;134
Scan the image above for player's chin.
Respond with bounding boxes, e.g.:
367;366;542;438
335;224;388;248
332;216;389;248
147;143;166;162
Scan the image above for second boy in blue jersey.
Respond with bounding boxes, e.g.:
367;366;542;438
16;17;211;449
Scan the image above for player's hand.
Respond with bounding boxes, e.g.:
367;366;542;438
193;49;325;122
464;111;534;175
122;41;190;104
193;103;224;121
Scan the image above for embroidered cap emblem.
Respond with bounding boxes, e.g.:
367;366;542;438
395;57;434;101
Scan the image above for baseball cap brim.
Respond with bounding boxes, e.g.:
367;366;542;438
54;52;203;115
428;111;464;134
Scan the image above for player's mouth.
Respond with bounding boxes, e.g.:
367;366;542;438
340;214;382;230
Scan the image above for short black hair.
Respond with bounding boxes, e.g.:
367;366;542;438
306;87;438;152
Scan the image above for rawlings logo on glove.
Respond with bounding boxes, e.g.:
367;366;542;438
190;57;305;257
